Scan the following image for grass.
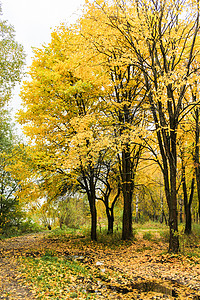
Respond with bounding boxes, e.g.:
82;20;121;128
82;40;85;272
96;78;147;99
19;252;96;300
143;231;153;241
15;221;200;299
134;220;168;230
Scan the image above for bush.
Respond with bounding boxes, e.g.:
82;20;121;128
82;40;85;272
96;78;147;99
19;218;43;234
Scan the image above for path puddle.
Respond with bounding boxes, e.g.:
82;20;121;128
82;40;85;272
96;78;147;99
132;281;178;297
107;280;200;299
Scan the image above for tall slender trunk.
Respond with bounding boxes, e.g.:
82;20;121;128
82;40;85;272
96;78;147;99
121;146;133;240
183;176;195;234
169;146;178;251
194;108;200;218
106;206;114;234
80;165;97;241
88;193;97;241
136;194;139;223
180;138;195;234
168;161;179;253
180;200;183;223
184;204;192;234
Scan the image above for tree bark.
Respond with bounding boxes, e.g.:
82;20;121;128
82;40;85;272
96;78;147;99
184;177;195;235
106;206;114;234
179;196;183;223
181;146;195;235
121;146;133;240
184;204;192;234
194;108;200;218
168;143;179;253
88;194;97;241
80;165;97;241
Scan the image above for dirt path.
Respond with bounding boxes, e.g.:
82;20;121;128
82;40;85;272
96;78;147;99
0;233;47;300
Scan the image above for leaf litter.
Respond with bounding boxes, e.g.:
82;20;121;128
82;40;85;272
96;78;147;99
0;232;200;299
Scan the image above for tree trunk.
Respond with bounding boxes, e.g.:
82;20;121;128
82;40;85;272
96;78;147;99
106;207;114;234
167;155;179;252
194;108;200;218
83;167;97;241
168;200;179;253
121;146;133;240
88;195;97;241
122;195;132;239
136;194;139;223
181;147;195;235
160;129;179;253
184;177;195;234
184;204;192;234
179;197;183;223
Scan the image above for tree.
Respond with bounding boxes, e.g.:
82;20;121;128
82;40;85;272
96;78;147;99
0;110;24;235
0;4;25;235
93;0;200;252
79;4;147;239
17;28;107;241
0;3;25;105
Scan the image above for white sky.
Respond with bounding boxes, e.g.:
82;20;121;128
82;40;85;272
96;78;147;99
1;0;85;122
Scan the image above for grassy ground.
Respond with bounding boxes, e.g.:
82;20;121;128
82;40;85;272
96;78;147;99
1;222;200;299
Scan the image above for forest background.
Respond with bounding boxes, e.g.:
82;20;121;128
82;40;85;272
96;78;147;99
1;0;200;255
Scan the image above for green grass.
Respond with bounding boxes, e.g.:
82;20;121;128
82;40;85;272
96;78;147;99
19;252;96;299
193;223;200;235
143;231;153;241
47;221;200;255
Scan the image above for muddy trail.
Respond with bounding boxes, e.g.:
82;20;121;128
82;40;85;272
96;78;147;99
0;232;200;299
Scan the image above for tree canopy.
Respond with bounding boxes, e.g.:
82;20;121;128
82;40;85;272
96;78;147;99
16;0;200;253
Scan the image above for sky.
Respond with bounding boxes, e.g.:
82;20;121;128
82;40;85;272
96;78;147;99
1;0;85;121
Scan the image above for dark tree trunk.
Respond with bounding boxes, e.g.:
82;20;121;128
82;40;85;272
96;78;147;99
165;152;179;252
121;146;133;240
80;165;97;241
88;194;97;241
179;196;183;223
184;177;195;235
168;198;179;253
106;206;114;234
181;147;195;235
108;185;120;234
184;204;192;234
194;108;200;218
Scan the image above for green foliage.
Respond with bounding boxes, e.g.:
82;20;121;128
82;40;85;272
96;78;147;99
193;223;200;236
55;195;90;229
176;224;200;254
0;4;25;236
0;6;25;105
160;230;170;243
0;111;22;235
0;197;23;236
47;226;81;242
19;217;44;234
